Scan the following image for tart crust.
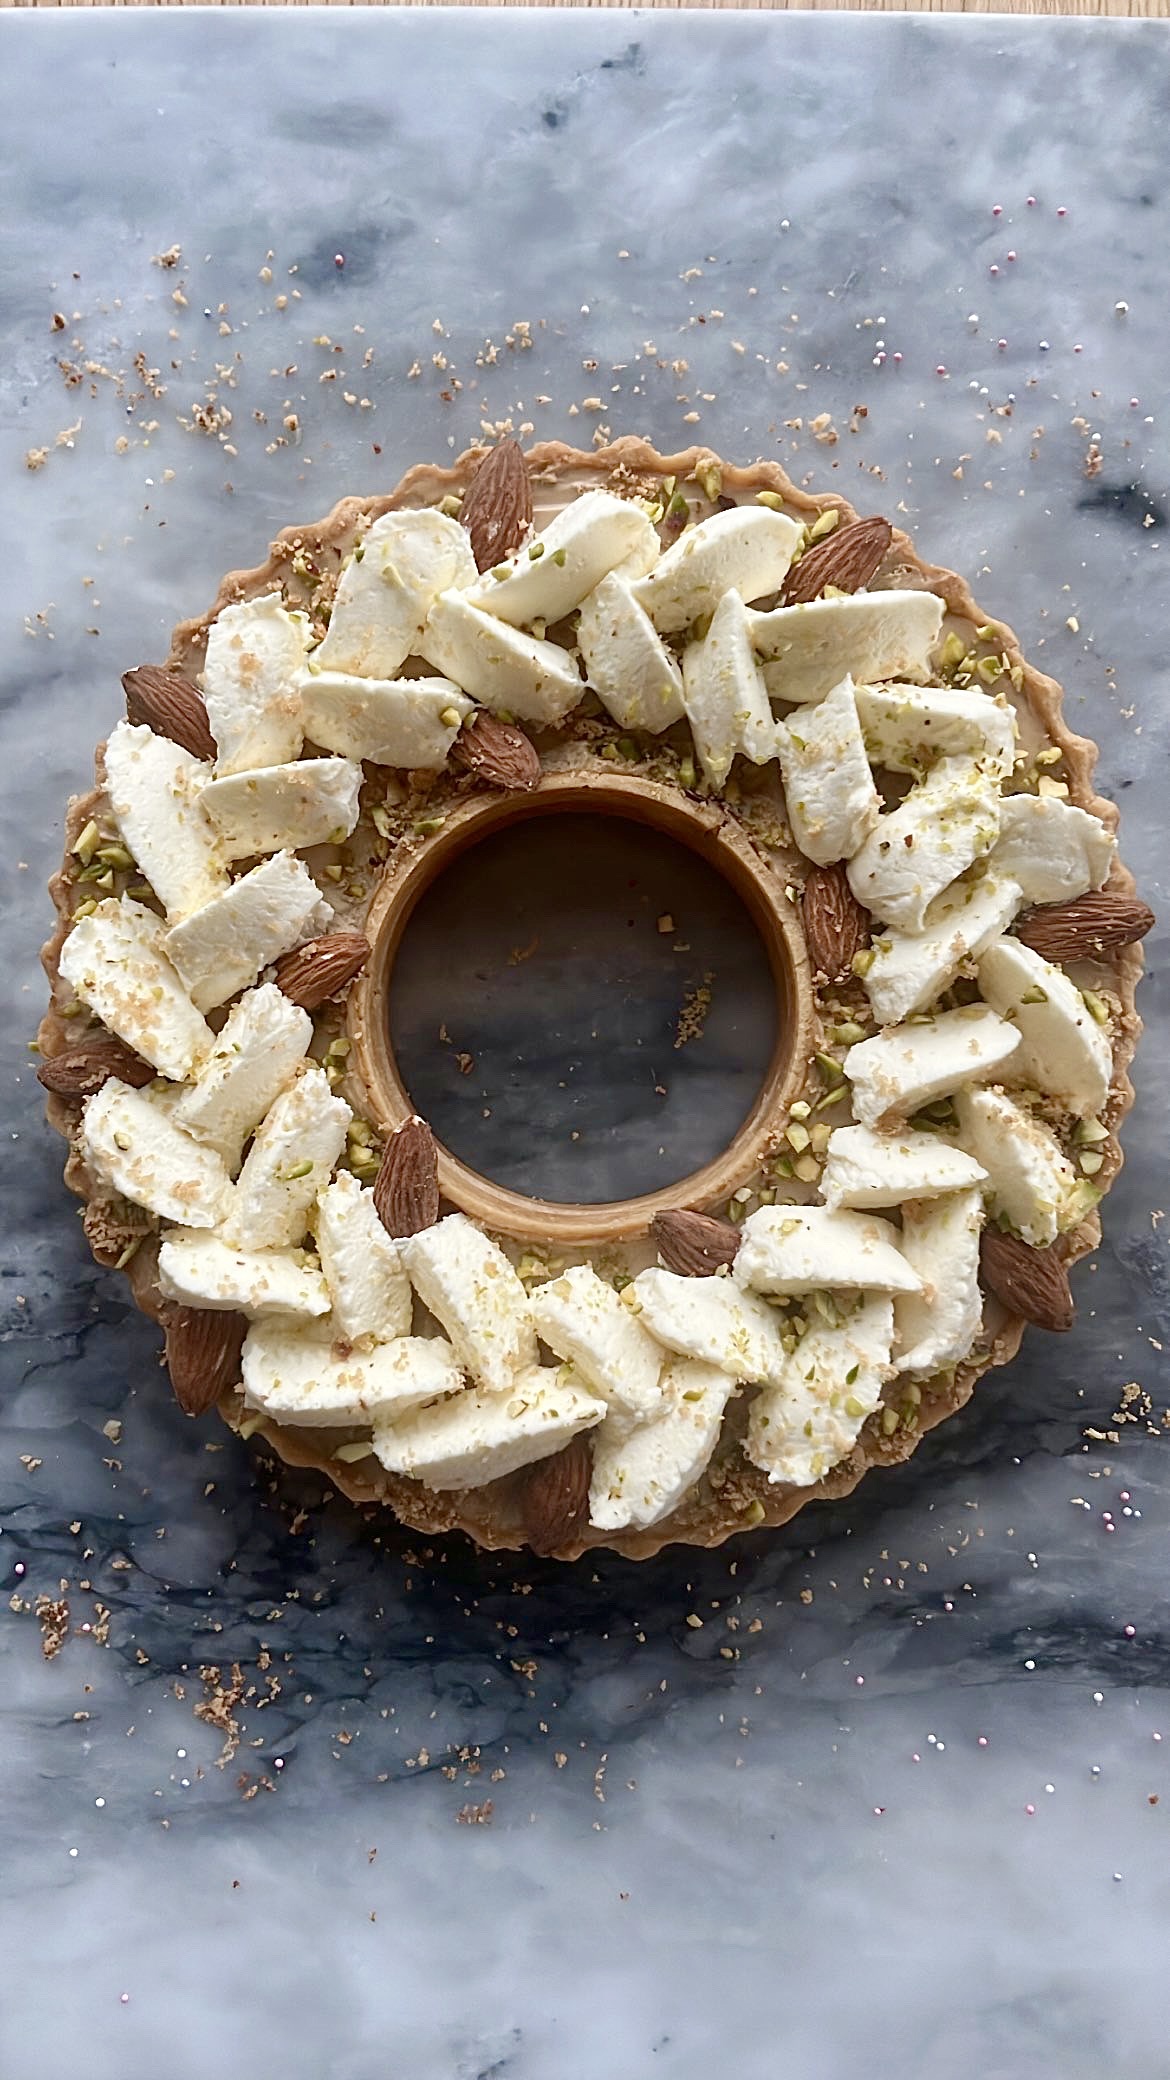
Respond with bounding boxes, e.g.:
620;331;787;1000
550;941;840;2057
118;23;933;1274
39;439;1143;1558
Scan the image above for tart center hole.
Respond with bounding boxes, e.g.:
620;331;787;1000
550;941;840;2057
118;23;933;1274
387;811;779;1205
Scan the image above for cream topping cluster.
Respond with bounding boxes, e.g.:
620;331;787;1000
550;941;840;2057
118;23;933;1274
56;478;1120;1536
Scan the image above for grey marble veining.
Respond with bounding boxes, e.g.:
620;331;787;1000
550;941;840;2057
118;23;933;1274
1;11;1169;2078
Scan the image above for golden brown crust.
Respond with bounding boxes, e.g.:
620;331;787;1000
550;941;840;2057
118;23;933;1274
38;439;1144;1559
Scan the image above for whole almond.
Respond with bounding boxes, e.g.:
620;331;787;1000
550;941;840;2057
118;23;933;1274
782;515;893;606
802;863;870;980
38;1035;154;1098
451;712;541;792
460;439;533;573
652;1208;740;1277
979;1229;1075;1334
273;932;371;1011
165;1307;247;1416
374;1115;440;1237
521;1434;592;1556
1015;890;1154;963
122;665;217;761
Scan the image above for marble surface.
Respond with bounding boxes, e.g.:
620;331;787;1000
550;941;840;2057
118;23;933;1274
2;10;1168;2077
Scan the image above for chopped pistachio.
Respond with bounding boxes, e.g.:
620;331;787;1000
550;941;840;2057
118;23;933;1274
127;884;154;902
815;1050;845;1084
280;1159;315;1182
414;816;445;837
755;490;786;512
880;1403;900;1437
694;459;722;503
72;820;101;865
617;737;639;761
807;507;841;544
814;1083;848;1113
438;493;463;518
832;1021;869;1047
439;706;463;729
785;1120;811;1153
71;898;98;919
600;741;621;762
793;1152;821;1184
334;1440;374;1463
1075;1116;1109;1146
527;541;545;561
551;547;568;568
939;630;969;670
96;843;136;870
678;755;697;790
370;804;393;839
740;1499;767;1526
1081;989;1111;1026
789;1099;811;1120
851;948;876;979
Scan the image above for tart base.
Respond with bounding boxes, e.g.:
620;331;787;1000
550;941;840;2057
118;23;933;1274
39;439;1144;1559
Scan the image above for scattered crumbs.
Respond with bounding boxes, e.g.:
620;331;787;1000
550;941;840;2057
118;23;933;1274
456;1800;494;1826
151;244;182;270
35;1595;70;1660
674;972;714;1050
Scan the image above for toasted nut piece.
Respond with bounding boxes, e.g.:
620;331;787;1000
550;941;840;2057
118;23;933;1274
652;1208;740;1277
979;1229;1075;1333
782;515;893;605
122;665;216;761
460;439;533;574
521;1434;592;1555
373;1115;440;1237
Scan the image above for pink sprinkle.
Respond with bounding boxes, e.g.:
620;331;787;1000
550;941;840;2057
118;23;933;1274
1026;196;1037;208
990;266;1000;277
943;1600;954;1612
1025;1804;1036;1816
1124;1625;1136;1638
993;205;1003;217
1105;1523;1116;1534
334;253;345;269
912;1753;921;1763
997;339;1008;352
892;351;903;363
1057;207;1068;218
1007;251;1018;263
936;364;947;376
856;1676;865;1686
1120;1491;1131;1503
1130;398;1140;408
1074;344;1083;353
978;1736;989;1748
120;1994;130;2006
873;1807;885;1816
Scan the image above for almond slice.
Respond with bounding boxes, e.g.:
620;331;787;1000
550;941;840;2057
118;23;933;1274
460;439;533;574
122;665;217;761
802;863;870;980
450;712;541;792
37;1035;154;1098
273;933;371;1011
1015;890;1154;962
373;1115;440;1237
781;515;893;606
652;1208;740;1277
979;1229;1075;1333
165;1307;247;1416
520;1433;592;1556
